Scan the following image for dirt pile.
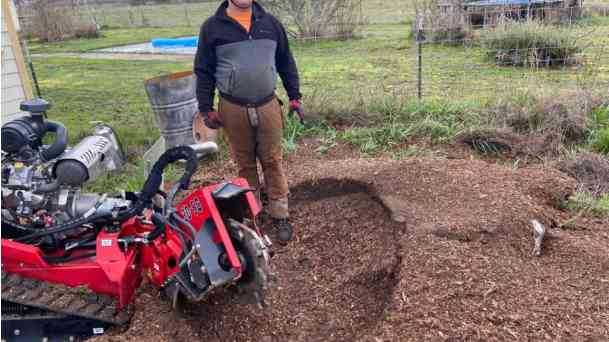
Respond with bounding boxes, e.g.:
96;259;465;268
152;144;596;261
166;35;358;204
473;87;608;158
96;157;609;342
557;152;609;195
292;157;575;244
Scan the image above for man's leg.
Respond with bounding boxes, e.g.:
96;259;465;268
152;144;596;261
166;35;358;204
218;98;260;191
256;98;292;243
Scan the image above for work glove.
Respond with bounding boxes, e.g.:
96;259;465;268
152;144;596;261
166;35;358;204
287;100;305;125
201;111;222;129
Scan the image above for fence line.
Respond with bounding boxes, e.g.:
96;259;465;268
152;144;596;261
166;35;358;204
412;3;609;101
20;1;609;116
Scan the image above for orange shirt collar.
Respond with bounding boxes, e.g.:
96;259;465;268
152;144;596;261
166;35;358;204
227;7;252;32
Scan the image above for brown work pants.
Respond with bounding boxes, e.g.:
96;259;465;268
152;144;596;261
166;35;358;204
218;97;289;219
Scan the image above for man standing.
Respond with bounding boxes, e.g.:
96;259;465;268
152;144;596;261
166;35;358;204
194;0;304;244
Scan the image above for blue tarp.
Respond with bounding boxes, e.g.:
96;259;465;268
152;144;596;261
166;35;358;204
466;0;563;6
151;36;199;48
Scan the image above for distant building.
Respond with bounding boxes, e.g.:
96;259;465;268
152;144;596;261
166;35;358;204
465;0;582;27
436;0;583;28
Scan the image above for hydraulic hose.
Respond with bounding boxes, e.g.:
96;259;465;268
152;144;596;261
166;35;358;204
2;216;39;233
11;146;198;245
140;145;197;202
34;180;60;193
14;212;108;243
170;212;197;239
40;120;68;162
147;212;168;241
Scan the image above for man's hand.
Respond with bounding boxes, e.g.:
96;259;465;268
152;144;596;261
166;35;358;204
201;111;222;129
288;100;304;124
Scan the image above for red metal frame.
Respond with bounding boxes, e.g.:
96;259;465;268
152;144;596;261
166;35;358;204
1;178;259;309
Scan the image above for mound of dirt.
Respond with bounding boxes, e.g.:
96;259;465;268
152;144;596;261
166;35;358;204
458;129;523;155
97;186;404;342
557;152;609;195
458;128;580;158
96;157;609;342
292;157;576;241
497;87;606;153
507;104;588;145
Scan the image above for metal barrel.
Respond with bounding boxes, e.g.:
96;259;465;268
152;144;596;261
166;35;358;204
144;71;198;149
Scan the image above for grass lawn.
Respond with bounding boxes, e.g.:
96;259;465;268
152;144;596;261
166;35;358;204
34;17;609;151
28;27;198;54
63;0;415;30
30;19;608;107
34;57;192;154
29;6;609;200
26;0;417;54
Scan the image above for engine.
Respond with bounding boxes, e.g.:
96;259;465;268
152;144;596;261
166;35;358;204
1;98;130;240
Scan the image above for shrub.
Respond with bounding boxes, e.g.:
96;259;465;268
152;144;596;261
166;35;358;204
585;5;609;18
590;127;609;154
29;0;78;42
412;0;472;45
342;120;412;154
557;151;609;195
27;0;100;42
74;22;101;39
480;20;582;67
260;0;363;39
565;191;609;218
588;106;609;154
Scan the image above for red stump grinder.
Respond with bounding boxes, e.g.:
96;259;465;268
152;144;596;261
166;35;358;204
1;99;273;341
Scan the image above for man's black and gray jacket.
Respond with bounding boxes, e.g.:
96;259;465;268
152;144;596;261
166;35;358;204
194;1;301;113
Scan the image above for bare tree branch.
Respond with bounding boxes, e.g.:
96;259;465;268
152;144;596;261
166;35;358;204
259;0;363;39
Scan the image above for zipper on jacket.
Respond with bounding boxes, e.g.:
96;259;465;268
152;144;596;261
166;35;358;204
220;15;251;39
248;16;257;39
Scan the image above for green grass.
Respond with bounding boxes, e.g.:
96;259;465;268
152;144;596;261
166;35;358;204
83;160;148;193
342;124;410;155
591;127;609;154
341;98;485;154
282;115;333;155
28;27;198;54
83;159;182;194
480;21;582;67
28;18;609;109
29;13;609;189
33;56;195;191
390;144;435;160
283;115;310;154
33;56;193;154
588;106;609;154
72;2;218;29
66;0;414;30
26;0;415;54
576;14;609;27
566;192;609;218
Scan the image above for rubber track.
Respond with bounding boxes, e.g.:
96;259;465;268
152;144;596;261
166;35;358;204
1;271;133;326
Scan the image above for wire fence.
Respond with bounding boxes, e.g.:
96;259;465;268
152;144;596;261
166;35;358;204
405;3;609;102
16;0;609;139
16;0;218;29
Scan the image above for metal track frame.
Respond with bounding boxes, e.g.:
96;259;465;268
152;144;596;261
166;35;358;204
1;271;133;326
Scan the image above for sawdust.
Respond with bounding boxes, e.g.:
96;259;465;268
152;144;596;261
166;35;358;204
94;144;609;342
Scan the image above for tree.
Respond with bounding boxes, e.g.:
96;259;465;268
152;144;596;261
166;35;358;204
260;0;363;39
25;0;99;42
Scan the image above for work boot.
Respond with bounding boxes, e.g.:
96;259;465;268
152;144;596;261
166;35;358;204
273;218;293;244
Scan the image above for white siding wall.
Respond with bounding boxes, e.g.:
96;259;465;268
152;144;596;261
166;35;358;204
1;4;27;124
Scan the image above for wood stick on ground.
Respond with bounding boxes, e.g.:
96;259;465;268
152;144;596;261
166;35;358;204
531;220;546;257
